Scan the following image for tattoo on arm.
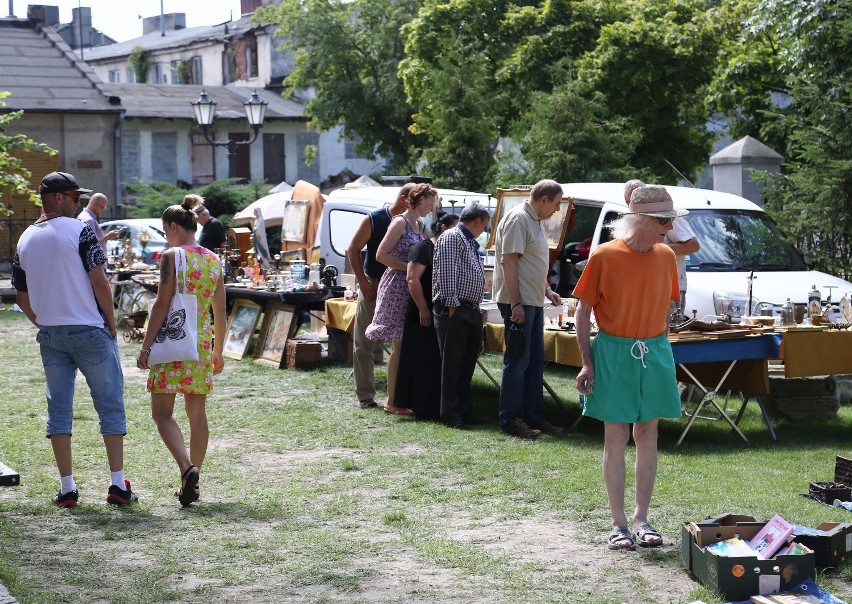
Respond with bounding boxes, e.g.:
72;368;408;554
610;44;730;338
159;255;171;284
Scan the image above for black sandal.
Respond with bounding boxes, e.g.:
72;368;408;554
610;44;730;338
179;465;199;508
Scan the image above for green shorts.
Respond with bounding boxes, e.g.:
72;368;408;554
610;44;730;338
582;330;682;424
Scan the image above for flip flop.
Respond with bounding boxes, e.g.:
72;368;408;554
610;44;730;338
634;522;663;547
179;465;199;508
607;526;636;550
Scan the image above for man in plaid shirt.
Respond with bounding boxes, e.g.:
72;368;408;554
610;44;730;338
432;203;491;429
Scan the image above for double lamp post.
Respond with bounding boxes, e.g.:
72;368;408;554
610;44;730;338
191;89;268;179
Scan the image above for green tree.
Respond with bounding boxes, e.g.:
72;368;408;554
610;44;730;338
576;0;719;182
126;178;269;230
0;91;57;211
705;0;788;150
497;78;648;187
404;0;718;187
127;46;149;83
752;0;852;280
256;0;422;172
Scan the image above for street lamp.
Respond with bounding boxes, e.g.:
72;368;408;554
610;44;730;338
191;89;268;178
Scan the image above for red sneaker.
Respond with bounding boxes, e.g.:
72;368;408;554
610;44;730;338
106;479;138;505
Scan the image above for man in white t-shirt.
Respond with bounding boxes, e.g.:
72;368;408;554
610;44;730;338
12;171;136;508
624;180;698;319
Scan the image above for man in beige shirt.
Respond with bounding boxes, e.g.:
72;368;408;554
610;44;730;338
493;179;564;439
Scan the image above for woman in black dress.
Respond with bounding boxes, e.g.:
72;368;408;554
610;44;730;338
394;212;460;419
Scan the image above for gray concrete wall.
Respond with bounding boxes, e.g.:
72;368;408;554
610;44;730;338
8;112;119;206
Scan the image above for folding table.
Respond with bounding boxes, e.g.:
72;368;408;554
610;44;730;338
673;333;782;445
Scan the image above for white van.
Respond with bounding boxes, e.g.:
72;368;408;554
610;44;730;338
558;183;852;321
317;186;493;277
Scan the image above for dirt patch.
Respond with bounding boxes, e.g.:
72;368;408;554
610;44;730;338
449;514;699;603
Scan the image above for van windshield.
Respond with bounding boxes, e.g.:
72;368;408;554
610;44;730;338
682;209;807;271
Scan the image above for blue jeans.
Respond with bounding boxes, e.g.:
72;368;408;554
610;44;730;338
497;304;544;426
36;325;126;436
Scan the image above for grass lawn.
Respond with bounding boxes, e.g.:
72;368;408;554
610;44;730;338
0;310;851;603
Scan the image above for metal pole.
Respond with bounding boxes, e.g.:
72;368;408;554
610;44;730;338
77;0;84;60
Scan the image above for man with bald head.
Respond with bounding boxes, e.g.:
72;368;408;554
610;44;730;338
77;192;119;253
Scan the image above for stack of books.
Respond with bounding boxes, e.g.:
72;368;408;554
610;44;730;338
707;515;809;559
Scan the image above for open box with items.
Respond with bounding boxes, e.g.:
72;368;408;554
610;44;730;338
791;522;852;570
682;514;816;601
808;455;852;505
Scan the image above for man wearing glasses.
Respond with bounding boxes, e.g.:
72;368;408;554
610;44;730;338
12;171;136;508
572;184;686;551
625;180;699;321
77;192;120;253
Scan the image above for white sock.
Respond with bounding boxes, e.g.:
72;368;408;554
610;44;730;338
60;475;76;495
110;470;125;489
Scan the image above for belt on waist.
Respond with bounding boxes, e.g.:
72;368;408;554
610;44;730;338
459;300;480;310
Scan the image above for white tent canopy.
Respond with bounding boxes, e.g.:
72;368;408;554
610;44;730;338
343;175;381;189
233;191;293;227
270;181;293;193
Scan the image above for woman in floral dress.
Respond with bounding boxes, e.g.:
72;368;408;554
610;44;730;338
137;194;226;507
366;183;438;415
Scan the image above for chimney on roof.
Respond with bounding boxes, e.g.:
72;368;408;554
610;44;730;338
28;4;60;26
142;12;185;35
241;0;264;15
8;1;15;18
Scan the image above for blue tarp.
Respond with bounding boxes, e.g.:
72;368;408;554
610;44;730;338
728;577;847;604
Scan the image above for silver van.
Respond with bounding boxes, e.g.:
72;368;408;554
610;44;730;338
558;183;852;321
317;186;493;276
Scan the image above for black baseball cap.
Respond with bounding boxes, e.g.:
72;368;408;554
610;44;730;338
39;171;92;195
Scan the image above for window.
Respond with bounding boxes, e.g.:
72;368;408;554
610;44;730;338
125;67;136;83
153;63;168;84
344;135;362;160
108;69;120;83
682;209;807;271
222;48;236;84
328;209;369;259
170;60;183;84
245;36;258;79
190;56;202;85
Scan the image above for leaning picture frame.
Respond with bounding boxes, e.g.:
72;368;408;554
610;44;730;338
486;187;574;253
281;199;310;243
222;299;262;360
254;302;297;368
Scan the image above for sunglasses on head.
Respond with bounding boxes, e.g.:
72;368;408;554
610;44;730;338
60;191;81;203
655;217;674;226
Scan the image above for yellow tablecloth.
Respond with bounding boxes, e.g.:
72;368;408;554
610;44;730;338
484;324;584;367
780;330;852;377
325;298;357;333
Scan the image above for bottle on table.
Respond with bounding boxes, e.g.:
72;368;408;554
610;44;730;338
781;297;795;326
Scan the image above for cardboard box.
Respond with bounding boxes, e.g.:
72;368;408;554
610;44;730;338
0;461;19;486
792;522;852;569
682;517;816;601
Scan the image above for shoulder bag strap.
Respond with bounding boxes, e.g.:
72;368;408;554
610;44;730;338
174;247;188;295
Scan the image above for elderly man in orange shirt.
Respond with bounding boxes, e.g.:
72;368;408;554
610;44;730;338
573;184;686;551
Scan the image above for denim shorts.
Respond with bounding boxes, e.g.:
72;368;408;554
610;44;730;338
36;325;126;437
582;330;681;424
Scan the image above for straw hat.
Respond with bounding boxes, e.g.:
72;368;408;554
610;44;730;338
628;185;688;219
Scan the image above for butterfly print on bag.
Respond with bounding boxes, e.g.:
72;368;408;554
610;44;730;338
155;309;187;342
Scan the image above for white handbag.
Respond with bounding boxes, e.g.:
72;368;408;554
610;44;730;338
147;248;199;365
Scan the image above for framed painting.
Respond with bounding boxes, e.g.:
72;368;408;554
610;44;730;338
222;299;262;360
281;199;310;243
486;187;574;252
254;302;297;367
